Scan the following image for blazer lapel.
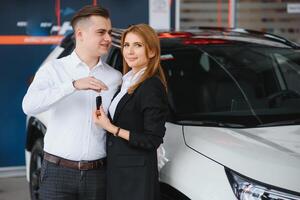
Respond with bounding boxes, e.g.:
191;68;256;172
108;112;113;121
108;87;120;121
112;87;121;101
113;92;133;123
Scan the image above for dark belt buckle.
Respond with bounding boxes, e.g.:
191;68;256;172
78;161;90;171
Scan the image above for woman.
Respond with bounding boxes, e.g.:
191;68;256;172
93;24;168;200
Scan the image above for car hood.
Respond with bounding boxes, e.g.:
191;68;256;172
183;125;300;192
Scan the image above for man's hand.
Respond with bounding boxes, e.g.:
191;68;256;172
73;76;108;92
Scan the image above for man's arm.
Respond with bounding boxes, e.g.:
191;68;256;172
22;62;108;115
22;62;75;115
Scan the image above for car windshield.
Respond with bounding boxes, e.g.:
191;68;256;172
161;43;300;127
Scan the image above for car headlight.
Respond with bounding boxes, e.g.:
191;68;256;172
225;168;300;200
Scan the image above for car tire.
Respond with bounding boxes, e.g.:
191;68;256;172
160;183;190;200
29;138;44;200
160;192;183;200
160;193;175;200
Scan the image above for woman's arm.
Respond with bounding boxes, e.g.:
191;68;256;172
93;77;168;150
128;78;168;149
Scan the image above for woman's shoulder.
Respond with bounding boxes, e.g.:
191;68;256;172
136;76;167;100
137;76;168;109
140;76;164;90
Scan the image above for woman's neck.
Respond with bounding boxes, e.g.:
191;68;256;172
131;66;147;74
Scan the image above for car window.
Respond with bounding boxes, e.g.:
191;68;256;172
161;46;260;126
273;52;300;94
161;44;300;127
57;33;75;59
106;46;123;73
203;45;300;115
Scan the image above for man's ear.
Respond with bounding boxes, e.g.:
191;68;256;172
75;28;83;41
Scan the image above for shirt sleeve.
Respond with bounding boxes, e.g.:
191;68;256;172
22;62;75;115
128;78;168;151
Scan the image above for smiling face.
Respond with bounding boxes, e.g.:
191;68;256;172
76;15;112;58
123;32;153;73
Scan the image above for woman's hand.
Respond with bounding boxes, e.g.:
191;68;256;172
93;106;130;140
93;106;115;132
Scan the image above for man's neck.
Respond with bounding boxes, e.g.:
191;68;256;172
75;48;99;69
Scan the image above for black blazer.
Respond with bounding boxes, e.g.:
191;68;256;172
106;76;168;200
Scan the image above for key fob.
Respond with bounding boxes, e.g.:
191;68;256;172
96;96;102;110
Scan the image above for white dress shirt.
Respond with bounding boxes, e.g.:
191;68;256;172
109;67;146;119
22;51;122;161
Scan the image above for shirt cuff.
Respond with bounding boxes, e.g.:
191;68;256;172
61;81;76;96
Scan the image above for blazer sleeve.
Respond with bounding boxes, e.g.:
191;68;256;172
128;77;168;150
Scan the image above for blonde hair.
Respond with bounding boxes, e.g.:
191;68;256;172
121;24;167;94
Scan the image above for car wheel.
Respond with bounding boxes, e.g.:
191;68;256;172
161;191;185;200
29;138;44;200
160;192;175;200
160;183;190;200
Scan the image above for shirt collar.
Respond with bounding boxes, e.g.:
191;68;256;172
70;51;103;69
122;67;147;85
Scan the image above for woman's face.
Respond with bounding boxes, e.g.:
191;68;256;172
123;32;151;72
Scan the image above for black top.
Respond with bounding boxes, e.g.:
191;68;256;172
106;76;168;200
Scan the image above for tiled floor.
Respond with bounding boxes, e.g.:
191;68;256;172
0;176;30;200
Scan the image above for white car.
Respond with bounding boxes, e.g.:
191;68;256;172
25;28;300;200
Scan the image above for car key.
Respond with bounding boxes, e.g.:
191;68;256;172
96;95;102;110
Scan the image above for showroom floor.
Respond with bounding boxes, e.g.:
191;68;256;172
0;176;30;200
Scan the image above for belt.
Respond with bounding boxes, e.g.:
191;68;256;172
43;152;106;171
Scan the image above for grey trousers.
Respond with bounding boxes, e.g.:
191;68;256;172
39;160;106;200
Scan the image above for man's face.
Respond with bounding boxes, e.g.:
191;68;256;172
77;16;112;57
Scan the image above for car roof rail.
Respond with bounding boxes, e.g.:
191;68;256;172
196;27;300;48
233;28;299;48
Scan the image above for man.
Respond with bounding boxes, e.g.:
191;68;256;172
22;5;122;200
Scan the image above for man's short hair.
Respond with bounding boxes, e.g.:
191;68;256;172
71;5;110;29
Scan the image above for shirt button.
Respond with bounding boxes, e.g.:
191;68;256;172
108;141;113;146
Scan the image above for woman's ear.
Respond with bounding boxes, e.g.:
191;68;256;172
148;50;155;58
